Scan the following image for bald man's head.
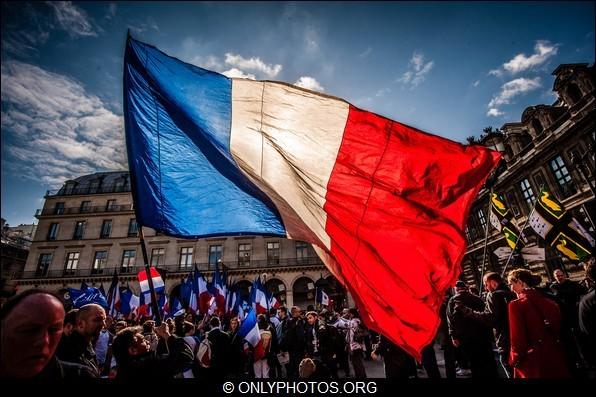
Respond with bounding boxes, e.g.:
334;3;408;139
76;304;106;341
1;290;65;378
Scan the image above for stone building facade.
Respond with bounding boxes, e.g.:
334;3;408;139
462;63;595;287
17;171;350;309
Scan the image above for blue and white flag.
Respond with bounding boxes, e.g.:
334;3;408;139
67;286;108;308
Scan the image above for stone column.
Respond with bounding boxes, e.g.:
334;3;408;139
285;289;294;308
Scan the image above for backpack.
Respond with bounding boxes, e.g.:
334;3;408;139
196;338;212;368
353;321;369;343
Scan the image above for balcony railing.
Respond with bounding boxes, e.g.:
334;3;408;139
36;204;133;217
15;256;325;280
45;184;131;197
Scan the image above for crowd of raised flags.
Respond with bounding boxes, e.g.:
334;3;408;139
64;264;332;336
489;187;593;268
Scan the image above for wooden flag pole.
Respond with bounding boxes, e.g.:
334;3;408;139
478;188;494;293
139;226;162;325
500;185;543;279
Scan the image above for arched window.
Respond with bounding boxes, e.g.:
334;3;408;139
292;276;315;309
264;278;286;307
531;118;543;136
566;83;582;105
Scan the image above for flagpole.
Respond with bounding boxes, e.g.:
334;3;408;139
478;188;494;292
500;186;542;279
139;226;162;325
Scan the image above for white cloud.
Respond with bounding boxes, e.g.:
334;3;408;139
473;80;480;87
489;40;559;77
104;3;117;20
1;60;126;186
375;87;391;97
503;41;559;73
488;77;541;108
487;108;505;117
304;26;320;54
221;68;256;80
294;76;324;92
359;47;372;58
224;53;282;79
128;16;160;34
46;1;99;37
397;51;434;88
192;55;223;71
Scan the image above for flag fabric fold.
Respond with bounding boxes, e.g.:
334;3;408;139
67;285;108;308
106;271;121;317
124;36;501;358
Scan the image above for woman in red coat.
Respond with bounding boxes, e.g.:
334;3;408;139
507;269;571;378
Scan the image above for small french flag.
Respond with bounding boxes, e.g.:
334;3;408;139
137;267;165;304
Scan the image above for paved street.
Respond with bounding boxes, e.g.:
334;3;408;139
340;344;475;379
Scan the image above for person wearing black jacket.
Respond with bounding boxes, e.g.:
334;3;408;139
371;334;417;378
281;306;306;378
55;303;106;377
578;259;595;375
112;323;194;380
305;311;337;378
206;316;232;379
454;272;516;378
228;317;247;377
447;281;498;378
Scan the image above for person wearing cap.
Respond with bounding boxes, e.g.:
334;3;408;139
447;280;498;378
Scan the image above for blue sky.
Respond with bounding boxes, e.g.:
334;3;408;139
1;1;594;226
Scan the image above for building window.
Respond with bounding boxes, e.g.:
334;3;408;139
115;177;126;192
267;242;280;265
100;220;112;239
106;199;117;211
238;243;251;266
533;171;547;191
477;209;487;230
567;83;582;104
531;119;543;136
151;248;165;267
209;245;222;268
504;190;521;217
179;247;193;268
54;202;65;215
80;201;91;213
92;251;107;274
128;218;138;237
36;253;52;277
73;221;85;240
121;250;136;273
549;155;576;198
464;227;472;243
296;241;309;264
64;252;79;275
47;223;59;241
64;183;75;195
520;179;536;210
89;179;100;194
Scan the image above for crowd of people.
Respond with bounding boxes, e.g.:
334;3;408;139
1;257;594;381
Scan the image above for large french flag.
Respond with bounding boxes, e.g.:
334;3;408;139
124;36;500;358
